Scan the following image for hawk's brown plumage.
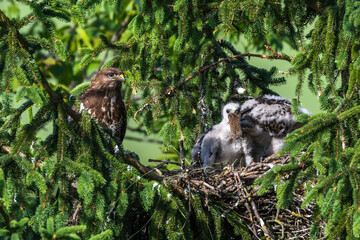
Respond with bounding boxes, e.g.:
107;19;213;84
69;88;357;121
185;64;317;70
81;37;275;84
78;67;127;143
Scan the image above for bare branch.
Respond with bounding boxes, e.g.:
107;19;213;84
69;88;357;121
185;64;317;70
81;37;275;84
125;136;162;144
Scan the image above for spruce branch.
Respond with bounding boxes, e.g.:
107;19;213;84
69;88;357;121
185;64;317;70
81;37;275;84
127;126;159;135
208;30;237;91
97;17;130;72
0;203;10;231
0;9;79;122
134;52;292;121
291;15;305;51
167;4;221;9
264;45;287;59
0;10;11;26
17;14;36;28
38;76;80;121
120;153;163;182
304;0;328;13
277;71;296;75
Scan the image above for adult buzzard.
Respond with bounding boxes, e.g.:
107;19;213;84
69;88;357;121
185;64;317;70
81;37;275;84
78;67;127;143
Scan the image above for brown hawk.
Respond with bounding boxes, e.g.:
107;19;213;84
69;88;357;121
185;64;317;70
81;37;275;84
77;67;127;143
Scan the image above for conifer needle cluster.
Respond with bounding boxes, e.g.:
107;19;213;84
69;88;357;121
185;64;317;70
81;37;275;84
1;0;360;238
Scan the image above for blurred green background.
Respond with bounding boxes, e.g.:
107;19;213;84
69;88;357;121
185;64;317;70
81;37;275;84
1;0;320;165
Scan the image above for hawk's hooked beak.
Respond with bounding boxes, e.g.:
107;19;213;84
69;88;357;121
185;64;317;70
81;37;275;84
114;74;126;82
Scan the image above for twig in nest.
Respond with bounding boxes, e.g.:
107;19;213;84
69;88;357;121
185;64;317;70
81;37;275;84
268;219;285;239
148;158;181;166
233;172;256;235
179;139;185;170
249;199;274;240
234;171;274;239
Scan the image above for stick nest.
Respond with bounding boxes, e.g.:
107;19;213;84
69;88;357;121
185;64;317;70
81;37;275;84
163;154;324;239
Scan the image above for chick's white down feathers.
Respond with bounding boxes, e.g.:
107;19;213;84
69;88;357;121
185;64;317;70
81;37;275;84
192;102;246;169
192;95;311;169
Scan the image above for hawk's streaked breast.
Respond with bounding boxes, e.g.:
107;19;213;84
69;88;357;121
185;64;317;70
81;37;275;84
78;68;127;142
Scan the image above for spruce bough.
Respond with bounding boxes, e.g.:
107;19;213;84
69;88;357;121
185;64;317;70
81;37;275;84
1;0;360;238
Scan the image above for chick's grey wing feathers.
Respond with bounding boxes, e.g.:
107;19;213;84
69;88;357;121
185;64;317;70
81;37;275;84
200;128;221;168
240;95;295;137
239;95;311;161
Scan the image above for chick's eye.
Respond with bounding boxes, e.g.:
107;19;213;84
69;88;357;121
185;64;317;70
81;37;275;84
226;109;231;113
